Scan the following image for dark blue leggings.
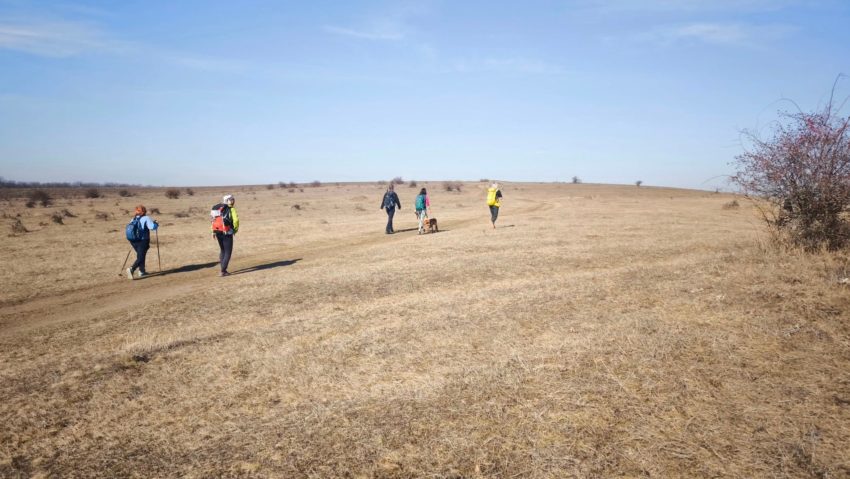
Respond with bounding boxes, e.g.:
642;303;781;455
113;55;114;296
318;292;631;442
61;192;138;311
385;207;396;233
130;239;150;274
216;233;234;272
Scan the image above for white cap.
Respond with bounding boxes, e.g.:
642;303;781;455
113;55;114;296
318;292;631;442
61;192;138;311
223;194;234;203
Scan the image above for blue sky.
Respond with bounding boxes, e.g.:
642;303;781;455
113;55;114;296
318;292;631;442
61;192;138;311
1;0;848;189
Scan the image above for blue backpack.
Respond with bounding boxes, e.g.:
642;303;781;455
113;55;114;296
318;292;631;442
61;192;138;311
126;216;143;241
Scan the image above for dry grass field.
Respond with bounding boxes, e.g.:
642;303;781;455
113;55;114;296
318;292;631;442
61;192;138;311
1;182;849;478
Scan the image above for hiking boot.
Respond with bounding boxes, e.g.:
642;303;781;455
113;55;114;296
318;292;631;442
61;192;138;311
219;271;230;277
126;268;134;280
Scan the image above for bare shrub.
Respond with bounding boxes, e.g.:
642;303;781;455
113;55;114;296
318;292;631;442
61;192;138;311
149;207;161;214
186;188;195;196
723;200;740;210
636;180;643;187
266;184;274;190
94;211;110;221
392;176;404;185
278;182;286;189
29;190;52;207
480;178;489;183
299;188;304;193
51;212;64;224
25;200;35;208
84;188;101;199
409;180;417;188
288;182;298;188
174;211;190;218
443;181;463;192
572;176;582;184
310;180;321;187
291;204;301;210
164;189;181;199
10;218;28;234
60;209;76;218
288;189;295;193
733;83;850;250
118;189;133;197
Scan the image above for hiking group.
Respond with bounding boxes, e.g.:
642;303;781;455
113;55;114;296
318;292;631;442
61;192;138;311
124;183;501;280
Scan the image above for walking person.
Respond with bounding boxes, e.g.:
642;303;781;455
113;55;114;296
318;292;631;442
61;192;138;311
126;205;159;279
380;184;401;234
414;187;430;234
486;182;503;228
211;194;239;277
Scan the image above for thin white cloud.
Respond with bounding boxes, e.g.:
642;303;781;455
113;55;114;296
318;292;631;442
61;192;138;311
323;25;404;41
644;22;796;47
452;57;565;75
0;18;109;57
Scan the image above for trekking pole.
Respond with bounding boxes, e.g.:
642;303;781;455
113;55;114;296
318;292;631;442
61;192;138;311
119;247;132;276
155;229;162;273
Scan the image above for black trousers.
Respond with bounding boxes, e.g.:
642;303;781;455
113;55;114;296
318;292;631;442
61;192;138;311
385;207;396;233
489;205;500;223
216;233;234;272
130;239;150;273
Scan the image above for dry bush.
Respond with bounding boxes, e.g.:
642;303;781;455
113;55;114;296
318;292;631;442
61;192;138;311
392;176;404;185
149;207;161;214
118;189;133;197
50;212;64;224
443;181;463;192
409;180;417;188
480;178;489;183
10;218;27;234
186;188;195;196
291;204;301;210
266;184;274;190
94;211;110;221
377;180;387;186
636;180;643;187
288;189;295;193
310;180;321;188
164;189;181;199
734;82;850;250
84;188;101;199
572;176;582;184
28;190;52;207
723;200;740;210
173;211;190;218
288;182;298;188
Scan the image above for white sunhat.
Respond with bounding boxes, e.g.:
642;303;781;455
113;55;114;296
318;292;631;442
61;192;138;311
223;194;234;203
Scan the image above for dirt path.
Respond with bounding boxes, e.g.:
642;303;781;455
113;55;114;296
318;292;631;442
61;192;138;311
1;196;556;336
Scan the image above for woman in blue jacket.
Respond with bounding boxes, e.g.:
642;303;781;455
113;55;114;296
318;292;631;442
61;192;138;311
126;205;158;279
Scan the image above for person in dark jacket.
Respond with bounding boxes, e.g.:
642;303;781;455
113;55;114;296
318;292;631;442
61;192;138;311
380;184;402;234
126;205;158;279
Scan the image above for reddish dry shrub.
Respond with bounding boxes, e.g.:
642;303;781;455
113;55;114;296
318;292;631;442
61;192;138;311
733;88;850;250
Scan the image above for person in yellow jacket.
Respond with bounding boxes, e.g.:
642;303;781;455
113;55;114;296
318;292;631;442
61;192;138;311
486;182;503;228
211;194;239;276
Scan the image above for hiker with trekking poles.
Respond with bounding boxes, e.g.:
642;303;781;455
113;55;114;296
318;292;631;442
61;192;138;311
124;205;159;279
486;182;503;228
380;183;402;234
211;194;239;277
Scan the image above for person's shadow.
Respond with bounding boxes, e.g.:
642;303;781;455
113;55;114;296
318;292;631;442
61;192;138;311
149;261;219;277
231;258;301;275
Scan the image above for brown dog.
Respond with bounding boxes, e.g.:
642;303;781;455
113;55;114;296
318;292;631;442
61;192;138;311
426;217;438;233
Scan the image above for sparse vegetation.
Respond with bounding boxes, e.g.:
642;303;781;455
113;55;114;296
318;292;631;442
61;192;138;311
392;176;404;185
723;200;740;210
443;181;463;192
118;189;133;197
28;190;52;207
173;211;190;218
266;184;274;190
185;188;195;196
59;209;76;218
636;180;643;187
164;189;181;199
50;212;64;224
409;180;417;188
310;180;321;188
291;204;302;210
734;86;850;250
84;188;101;199
572;176;582;184
10;218;28;234
94;211;110;221
149;208;161;214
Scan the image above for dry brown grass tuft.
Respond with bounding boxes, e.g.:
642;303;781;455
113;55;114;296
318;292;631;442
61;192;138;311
1;183;849;477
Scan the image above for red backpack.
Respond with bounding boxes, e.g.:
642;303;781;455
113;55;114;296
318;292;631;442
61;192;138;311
210;203;233;233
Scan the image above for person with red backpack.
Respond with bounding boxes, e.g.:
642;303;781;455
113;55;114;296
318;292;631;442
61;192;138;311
211;194;239;277
125;205;159;279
